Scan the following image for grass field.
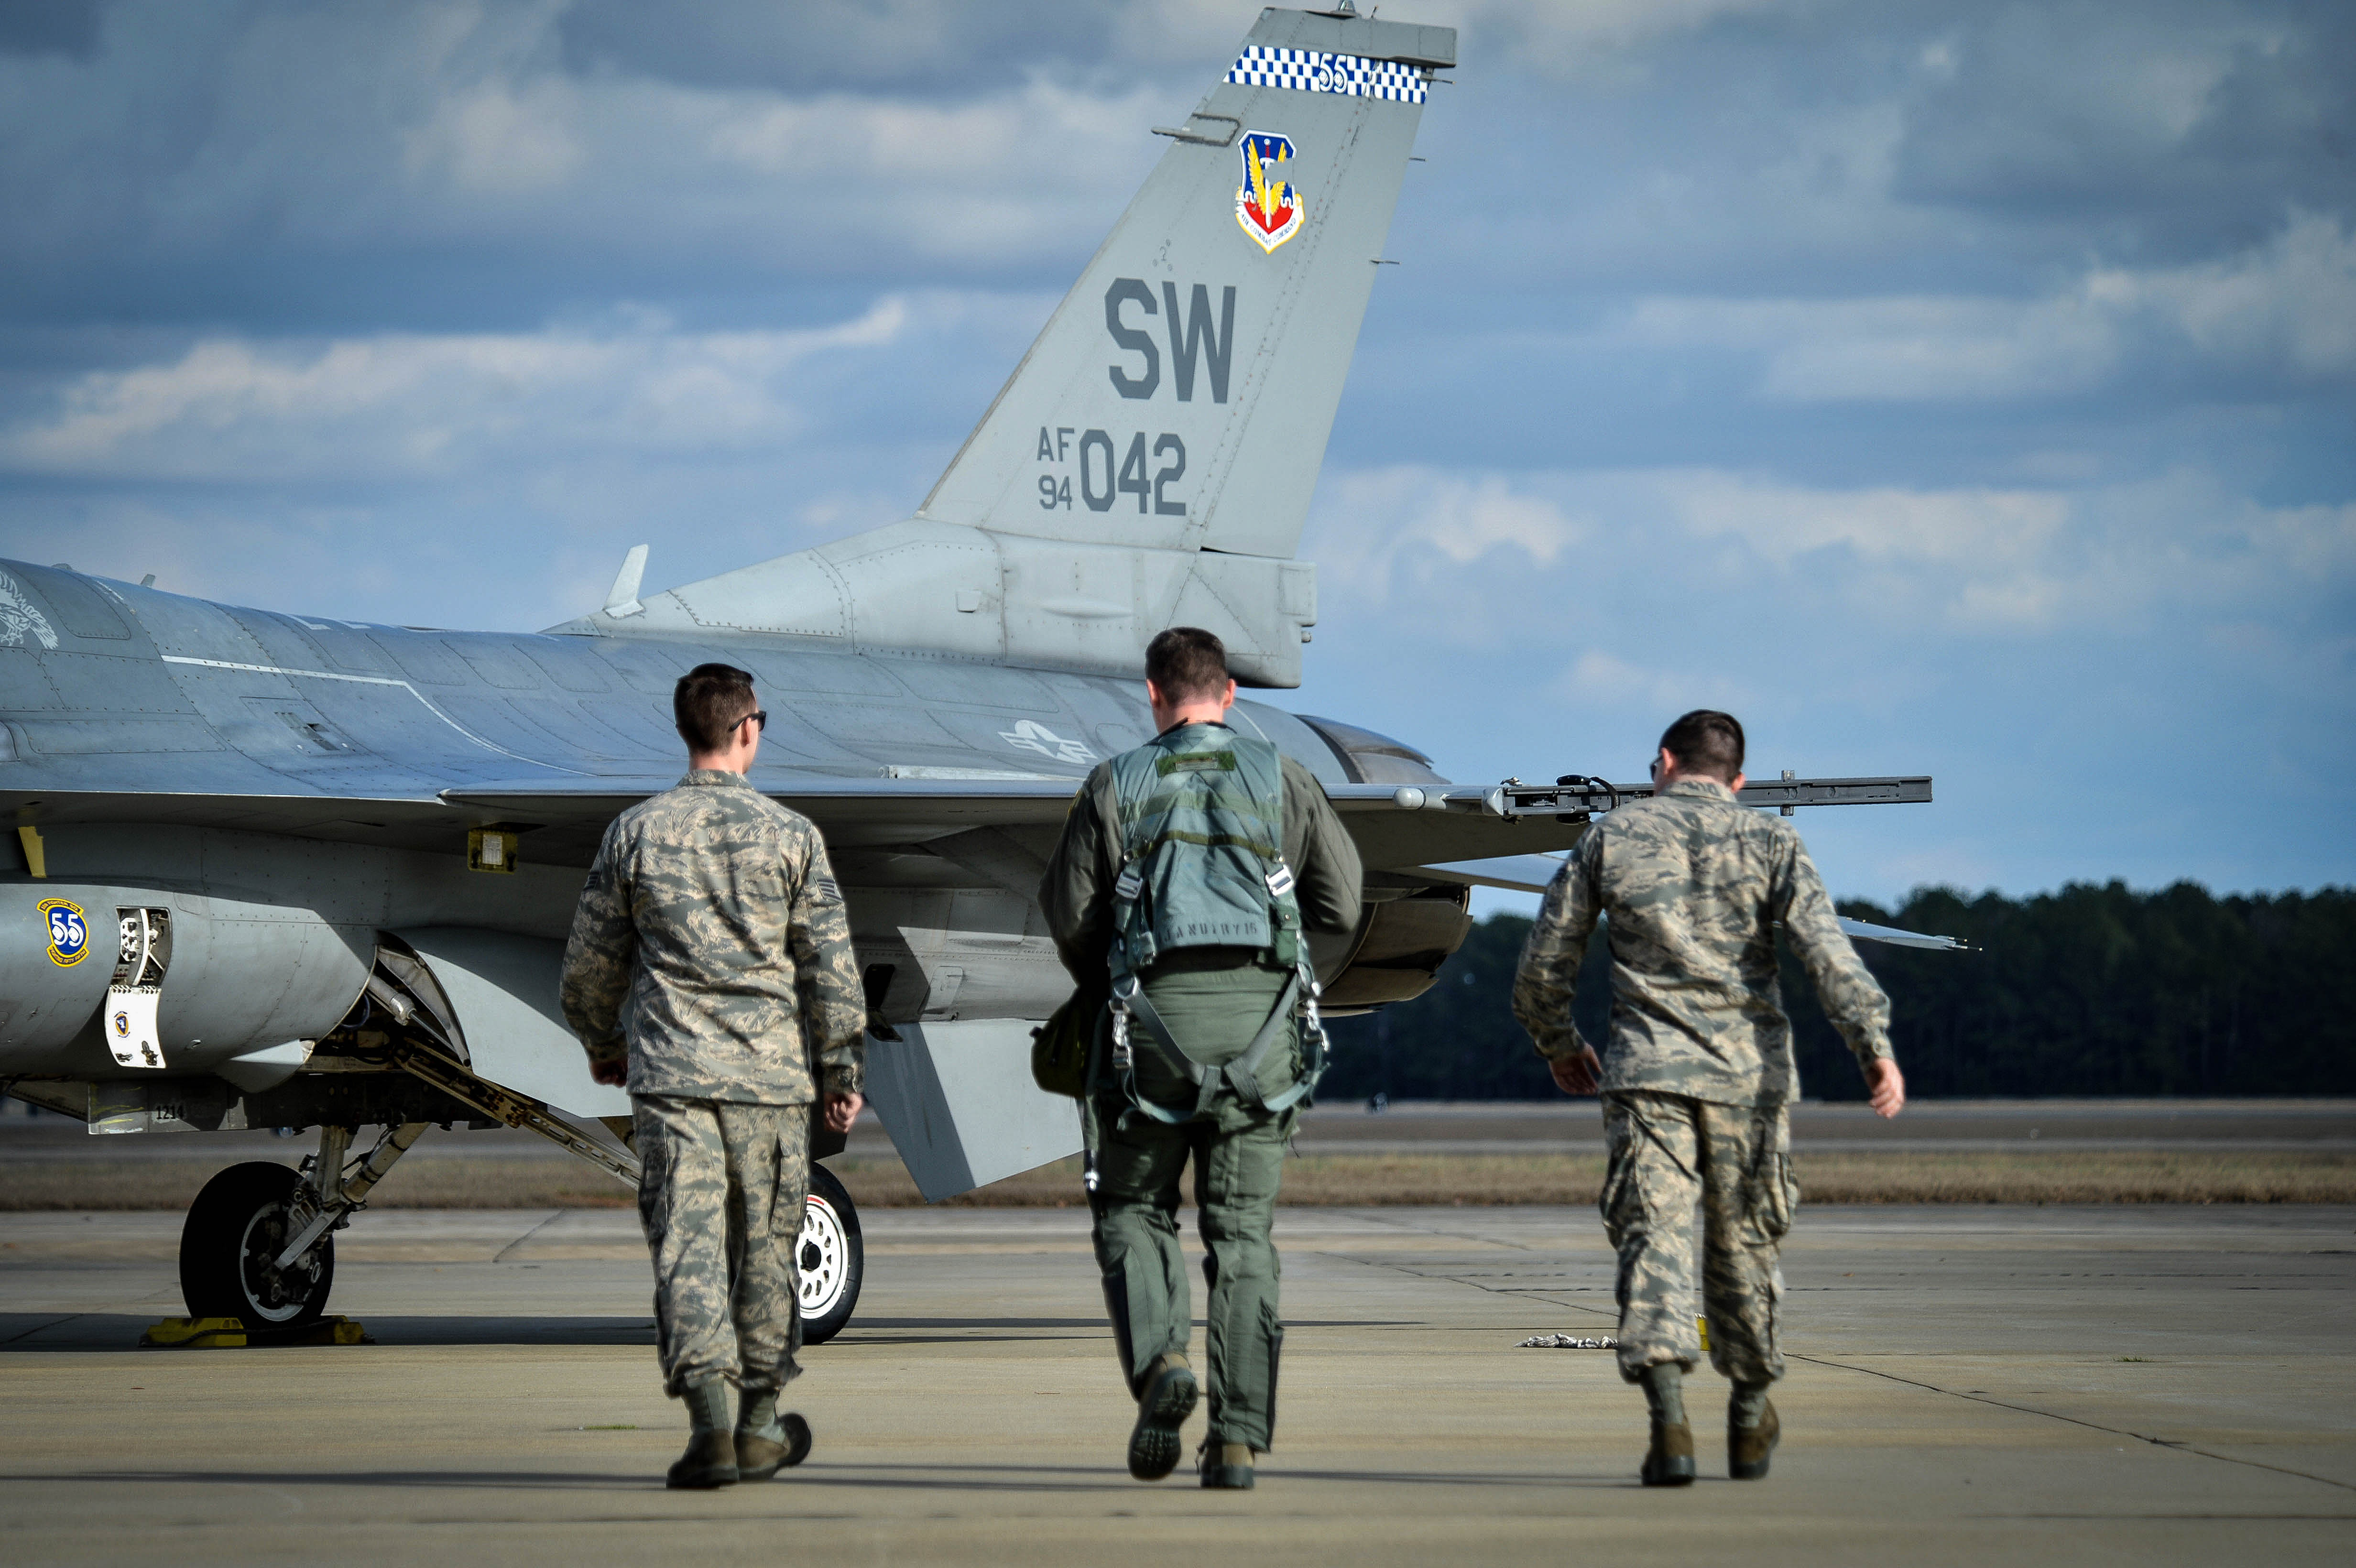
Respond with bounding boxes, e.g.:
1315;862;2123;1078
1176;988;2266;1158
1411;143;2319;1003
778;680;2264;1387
4;1148;2352;1210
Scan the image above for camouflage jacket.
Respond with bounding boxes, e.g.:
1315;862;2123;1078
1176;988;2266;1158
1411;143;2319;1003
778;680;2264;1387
560;770;866;1105
1510;778;1892;1107
1039;722;1364;986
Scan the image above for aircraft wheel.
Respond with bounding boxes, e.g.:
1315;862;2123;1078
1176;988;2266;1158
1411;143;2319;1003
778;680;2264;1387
798;1164;863;1345
179;1162;335;1328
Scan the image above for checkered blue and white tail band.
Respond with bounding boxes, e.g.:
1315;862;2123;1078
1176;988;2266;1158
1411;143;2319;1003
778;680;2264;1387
1226;46;1428;104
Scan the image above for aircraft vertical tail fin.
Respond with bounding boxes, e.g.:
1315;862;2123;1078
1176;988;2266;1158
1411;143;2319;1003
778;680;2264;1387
921;8;1452;564
554;9;1453;687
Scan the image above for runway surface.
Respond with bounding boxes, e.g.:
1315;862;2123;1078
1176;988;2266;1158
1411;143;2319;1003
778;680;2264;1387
1;1201;2350;1564
6;1097;2351;1165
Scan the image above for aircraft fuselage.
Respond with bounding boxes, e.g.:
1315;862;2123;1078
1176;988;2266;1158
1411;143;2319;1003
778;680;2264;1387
0;557;1408;1085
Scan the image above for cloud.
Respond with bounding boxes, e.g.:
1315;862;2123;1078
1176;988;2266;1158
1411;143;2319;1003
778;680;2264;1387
1558;650;1756;715
0;0;1176;304
0;299;919;482
404;76;586;193
1603;212;2356;400
1891;0;2356;237
1311;461;2356;641
1312;466;1587;593
2106;210;2356;378
0;0;2349;900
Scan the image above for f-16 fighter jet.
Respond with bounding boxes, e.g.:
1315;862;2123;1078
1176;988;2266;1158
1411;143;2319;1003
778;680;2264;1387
0;5;1942;1342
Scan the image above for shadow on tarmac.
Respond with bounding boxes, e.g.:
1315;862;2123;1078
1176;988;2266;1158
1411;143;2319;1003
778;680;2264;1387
2;1461;1638;1494
0;1313;659;1350
3;1314;1418;1351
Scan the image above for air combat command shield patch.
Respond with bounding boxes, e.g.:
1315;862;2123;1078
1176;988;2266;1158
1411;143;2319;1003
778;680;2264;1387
1236;132;1304;253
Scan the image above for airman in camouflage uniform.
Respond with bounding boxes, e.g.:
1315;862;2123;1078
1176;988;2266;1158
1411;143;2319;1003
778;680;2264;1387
1511;709;1903;1486
562;663;866;1491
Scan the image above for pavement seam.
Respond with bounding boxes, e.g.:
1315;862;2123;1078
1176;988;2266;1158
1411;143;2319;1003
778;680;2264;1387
1320;1206;1543;1252
1305;1243;1621;1329
490;1211;570;1264
0;1312;82;1345
1790;1352;2356;1494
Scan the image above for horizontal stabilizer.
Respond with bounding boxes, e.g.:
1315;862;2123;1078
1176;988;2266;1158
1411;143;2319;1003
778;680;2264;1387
1411;854;1569;894
1838;916;1971;952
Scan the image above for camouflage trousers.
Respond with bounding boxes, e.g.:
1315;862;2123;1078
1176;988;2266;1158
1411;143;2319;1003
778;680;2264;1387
1600;1091;1797;1386
633;1095;809;1398
1087;1086;1294;1452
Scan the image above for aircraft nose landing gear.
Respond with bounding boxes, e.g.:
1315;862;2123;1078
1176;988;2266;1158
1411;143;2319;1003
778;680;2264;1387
179;1162;337;1327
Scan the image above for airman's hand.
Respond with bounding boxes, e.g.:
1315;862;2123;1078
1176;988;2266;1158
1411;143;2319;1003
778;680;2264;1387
823;1091;864;1134
1548;1045;1603;1097
1865;1057;1906;1118
589;1057;627;1087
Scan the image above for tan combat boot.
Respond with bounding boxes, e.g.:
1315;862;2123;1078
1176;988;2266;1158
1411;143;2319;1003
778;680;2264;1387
1640;1417;1696;1486
1729;1398;1780;1481
1127;1352;1199;1481
1200;1439;1256;1490
735;1386;814;1482
1637;1363;1695;1486
666;1381;740;1490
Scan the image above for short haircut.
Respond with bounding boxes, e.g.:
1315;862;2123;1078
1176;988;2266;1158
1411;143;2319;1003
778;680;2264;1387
1659;709;1745;782
674;663;759;754
1145;626;1230;702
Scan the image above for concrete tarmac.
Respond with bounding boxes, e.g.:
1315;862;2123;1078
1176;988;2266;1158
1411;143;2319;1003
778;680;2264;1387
1;1201;2351;1564
8;1098;2350;1166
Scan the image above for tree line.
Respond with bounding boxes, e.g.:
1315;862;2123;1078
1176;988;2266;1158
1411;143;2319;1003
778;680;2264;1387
1320;882;2356;1101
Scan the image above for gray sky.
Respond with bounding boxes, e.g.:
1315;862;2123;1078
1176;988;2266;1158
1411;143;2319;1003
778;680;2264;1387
0;0;2348;909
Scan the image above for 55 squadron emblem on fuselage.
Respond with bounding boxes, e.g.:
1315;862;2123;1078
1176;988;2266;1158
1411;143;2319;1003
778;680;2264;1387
1236;132;1303;254
39;897;88;966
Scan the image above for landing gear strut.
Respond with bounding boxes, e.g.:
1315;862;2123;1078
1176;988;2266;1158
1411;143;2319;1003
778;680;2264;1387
178;1120;428;1327
179;1162;338;1327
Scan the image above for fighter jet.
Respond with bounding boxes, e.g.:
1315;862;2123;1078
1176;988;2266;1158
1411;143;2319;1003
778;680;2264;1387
0;6;1942;1343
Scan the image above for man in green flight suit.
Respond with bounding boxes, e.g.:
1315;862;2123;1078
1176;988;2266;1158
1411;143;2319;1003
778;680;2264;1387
1511;709;1905;1486
561;662;868;1491
1040;627;1363;1491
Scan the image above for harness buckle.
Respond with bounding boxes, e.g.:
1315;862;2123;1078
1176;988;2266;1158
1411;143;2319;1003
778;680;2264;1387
1109;998;1134;1073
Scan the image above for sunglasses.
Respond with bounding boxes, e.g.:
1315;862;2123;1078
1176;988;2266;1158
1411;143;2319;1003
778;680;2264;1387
743;710;768;733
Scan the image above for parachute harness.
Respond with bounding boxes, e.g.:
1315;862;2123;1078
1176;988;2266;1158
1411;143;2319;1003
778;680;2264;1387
1096;730;1329;1129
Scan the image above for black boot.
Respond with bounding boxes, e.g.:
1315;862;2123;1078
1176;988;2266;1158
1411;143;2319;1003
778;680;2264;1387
666;1380;740;1490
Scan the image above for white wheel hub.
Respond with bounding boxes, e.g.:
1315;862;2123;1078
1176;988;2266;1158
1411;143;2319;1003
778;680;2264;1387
798;1194;849;1320
236;1200;316;1323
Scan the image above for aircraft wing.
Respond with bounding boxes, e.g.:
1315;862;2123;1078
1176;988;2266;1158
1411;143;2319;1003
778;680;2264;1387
1386;853;1971;949
440;776;1596;866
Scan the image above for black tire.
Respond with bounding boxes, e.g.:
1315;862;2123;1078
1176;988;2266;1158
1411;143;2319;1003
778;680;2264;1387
179;1162;335;1329
798;1163;862;1345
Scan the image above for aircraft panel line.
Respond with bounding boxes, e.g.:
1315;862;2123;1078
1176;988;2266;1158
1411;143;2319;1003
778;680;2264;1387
159;654;589;776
